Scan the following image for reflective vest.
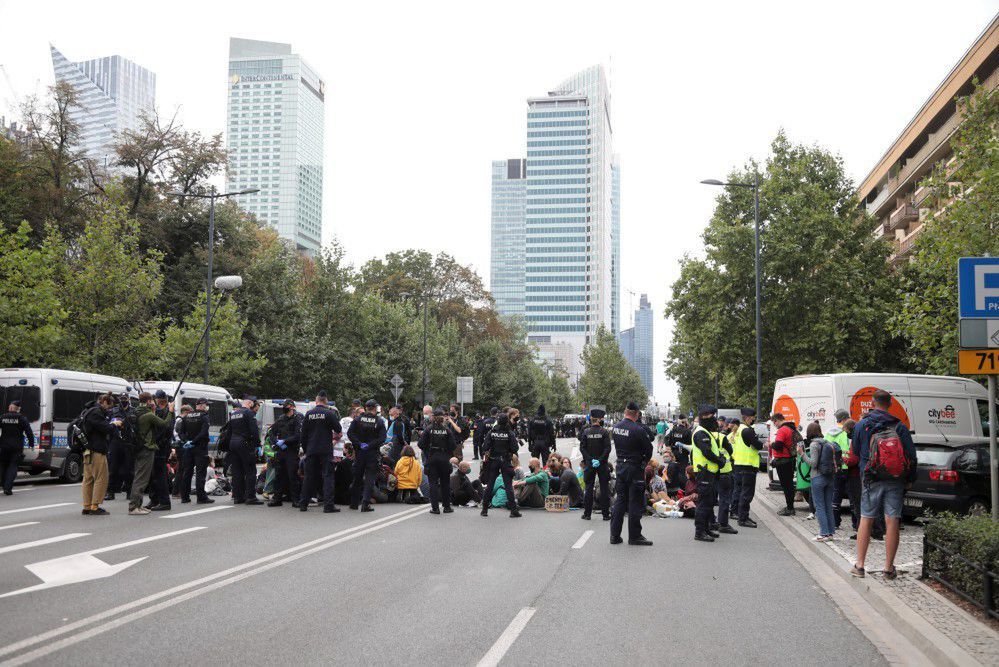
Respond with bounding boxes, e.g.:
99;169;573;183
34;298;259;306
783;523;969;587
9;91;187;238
828;429;850;471
692;425;723;474
731;424;760;469
720;433;733;474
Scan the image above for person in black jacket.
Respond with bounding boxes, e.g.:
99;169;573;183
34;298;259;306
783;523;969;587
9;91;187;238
177;397;214;505
528;405;556;466
473;407;499;461
267;399;305;507
692;405;729;543
579;408;612;520
0;399;34;496
298;392;342;513
347;399;385;512
419;408;457;514
479;412;522;518
228;395;263;505
105;394;135;501
81;393;116;515
609;402;654;546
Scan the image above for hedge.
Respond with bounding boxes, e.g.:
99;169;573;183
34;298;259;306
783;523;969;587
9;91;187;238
924;513;999;614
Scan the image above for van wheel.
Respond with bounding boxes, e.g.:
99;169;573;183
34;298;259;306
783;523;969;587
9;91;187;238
60;454;83;483
967;499;988;517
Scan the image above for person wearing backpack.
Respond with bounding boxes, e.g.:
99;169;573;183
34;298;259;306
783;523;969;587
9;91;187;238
130;392;175;516
105;394;136;502
799;422;838;541
827;409;854;531
81;393;116;516
850;390;917;580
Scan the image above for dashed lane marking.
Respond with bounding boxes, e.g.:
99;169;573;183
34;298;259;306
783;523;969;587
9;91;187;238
160;506;233;519
571;530;594;549
0;503;74;516
0;533;89;556
476;607;536;667
0;522;39;532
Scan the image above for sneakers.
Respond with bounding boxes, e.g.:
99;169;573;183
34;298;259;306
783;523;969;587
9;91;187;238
718;525;738;535
129;507;151;515
694;533;715;542
777;508;795;517
738;519;758;528
850;565;866;578
813;535;828;542
805;513;815;520
360;505;374;512
90;507;110;516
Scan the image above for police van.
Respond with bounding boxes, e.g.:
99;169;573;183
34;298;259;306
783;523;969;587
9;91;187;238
770;373;995;446
0;368;139;482
256;399;313;438
138;381;234;451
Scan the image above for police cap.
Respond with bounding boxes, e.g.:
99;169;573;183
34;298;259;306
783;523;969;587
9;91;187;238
626;401;640;412
282;399;296;408
433;408;445;417
196;397;210;406
698;404;717;417
154;389;168;400
364;399;378;408
740;408;756;417
10;399;21;408
589;408;605;419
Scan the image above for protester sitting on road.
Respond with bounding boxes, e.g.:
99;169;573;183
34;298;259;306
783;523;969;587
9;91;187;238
677;465;698;517
394;445;422;503
800;422;838;541
646;459;670;505
554;457;583;508
451;460;483;506
513;457;549;508
511;454;525;481
662;448;685;495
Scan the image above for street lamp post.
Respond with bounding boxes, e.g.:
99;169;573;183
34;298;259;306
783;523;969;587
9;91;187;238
701;174;762;417
168;186;259;383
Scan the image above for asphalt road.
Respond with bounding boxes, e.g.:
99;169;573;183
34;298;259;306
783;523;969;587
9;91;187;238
0;438;886;666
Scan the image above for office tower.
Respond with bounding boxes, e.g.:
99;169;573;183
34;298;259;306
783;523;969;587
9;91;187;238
522;65;618;379
490;158;527;318
226;38;325;255
50;45;155;166
618;293;653;396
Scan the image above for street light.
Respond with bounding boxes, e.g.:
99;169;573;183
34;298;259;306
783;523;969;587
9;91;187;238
168;186;259;383
173;275;243;399
701;174;762;417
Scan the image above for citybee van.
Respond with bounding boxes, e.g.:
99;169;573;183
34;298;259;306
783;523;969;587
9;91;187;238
770;373;995;447
0;368;139;482
138;381;234;451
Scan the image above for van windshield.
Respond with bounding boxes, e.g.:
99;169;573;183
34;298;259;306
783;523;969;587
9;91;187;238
0;385;41;422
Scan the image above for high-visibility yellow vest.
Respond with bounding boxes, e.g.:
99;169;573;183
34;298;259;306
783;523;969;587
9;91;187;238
731;424;760;468
720;432;734;474
828;429;850;471
692;425;723;474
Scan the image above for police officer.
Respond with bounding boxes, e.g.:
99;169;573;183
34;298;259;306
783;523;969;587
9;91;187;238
419;408;456;515
0;400;34;496
692;404;728;542
715;419;739;535
175;398;212;504
579;408;611;521
609;401;654;546
528;404;556;465
473;407;499;461
347;399;386;512
299;392;341;513
106;394;135;501
728;408;763;528
268;399;304;507
479;412;522;518
228;395;263;505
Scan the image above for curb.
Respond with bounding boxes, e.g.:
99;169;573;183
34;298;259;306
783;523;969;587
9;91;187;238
755;488;984;667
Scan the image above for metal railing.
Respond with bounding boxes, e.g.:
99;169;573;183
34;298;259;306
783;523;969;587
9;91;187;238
922;536;998;620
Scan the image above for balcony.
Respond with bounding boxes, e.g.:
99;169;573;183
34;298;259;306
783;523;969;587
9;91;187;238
913;184;931;207
889;223;925;264
888;203;918;230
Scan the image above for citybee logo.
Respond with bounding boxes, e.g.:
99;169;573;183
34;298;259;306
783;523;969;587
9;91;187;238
805;408;827;421
927;404;958;426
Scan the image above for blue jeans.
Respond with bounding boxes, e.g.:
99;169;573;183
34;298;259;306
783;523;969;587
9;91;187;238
811;473;835;536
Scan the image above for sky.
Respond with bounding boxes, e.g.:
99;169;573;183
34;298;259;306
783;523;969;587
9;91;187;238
1;0;997;406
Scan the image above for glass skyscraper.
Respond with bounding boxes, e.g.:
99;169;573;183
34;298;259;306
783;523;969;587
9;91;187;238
50;45;155;167
619;293;654;396
226;38;325;255
490;158;527;318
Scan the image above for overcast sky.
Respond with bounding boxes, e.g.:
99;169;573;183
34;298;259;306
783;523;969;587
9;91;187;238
1;0;996;405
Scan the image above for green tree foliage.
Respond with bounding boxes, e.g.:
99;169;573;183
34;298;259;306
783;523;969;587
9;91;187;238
666;133;899;412
895;82;999;375
577;327;647;411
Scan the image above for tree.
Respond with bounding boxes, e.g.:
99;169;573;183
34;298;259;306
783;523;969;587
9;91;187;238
0;221;68;366
895;82;999;374
533;362;578;417
114;111;181;216
665;132;901;411
577;327;647;411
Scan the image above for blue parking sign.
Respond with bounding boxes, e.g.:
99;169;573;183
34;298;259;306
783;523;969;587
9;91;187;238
959;257;999;318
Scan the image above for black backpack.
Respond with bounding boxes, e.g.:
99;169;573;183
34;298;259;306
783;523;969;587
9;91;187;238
67;403;99;454
216;419;233;453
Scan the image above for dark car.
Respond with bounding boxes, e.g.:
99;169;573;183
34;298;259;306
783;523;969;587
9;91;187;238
903;442;992;518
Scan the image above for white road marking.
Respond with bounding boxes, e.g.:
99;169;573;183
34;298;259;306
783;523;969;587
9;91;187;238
0;503;74;516
85;527;206;556
476;607;536;667
0;505;428;663
160;506;233;519
0;522;39;532
0;533;89;556
571;530;594;550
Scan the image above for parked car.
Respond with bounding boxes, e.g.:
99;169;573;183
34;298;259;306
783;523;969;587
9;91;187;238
903;441;992;518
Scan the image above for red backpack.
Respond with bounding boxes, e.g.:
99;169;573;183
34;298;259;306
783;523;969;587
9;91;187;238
865;424;910;481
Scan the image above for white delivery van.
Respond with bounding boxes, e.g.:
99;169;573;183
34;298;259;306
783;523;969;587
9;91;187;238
770;373;995;447
138;381;234;450
0;368;139;482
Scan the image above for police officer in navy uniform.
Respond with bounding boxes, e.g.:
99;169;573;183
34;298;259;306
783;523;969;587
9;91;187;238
692;404;728;542
228;395;263;505
609;401;654;546
299;392;342;513
269;399;305;507
347;399;386;512
419;408;457;515
479;412;522;518
473;407;499;461
177;397;214;505
528;405;556;465
105;393;135;501
579;408;611;521
0;400;34;496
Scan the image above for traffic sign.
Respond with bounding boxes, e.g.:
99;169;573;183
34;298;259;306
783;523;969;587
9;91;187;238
958;349;999;375
959;319;999;348
958;257;999;319
390;374;404;388
456;376;473;404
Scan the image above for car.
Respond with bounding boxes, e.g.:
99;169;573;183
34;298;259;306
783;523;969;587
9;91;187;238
903;441;992;518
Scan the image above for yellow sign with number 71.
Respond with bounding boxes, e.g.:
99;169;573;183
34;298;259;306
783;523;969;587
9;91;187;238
958;349;999;374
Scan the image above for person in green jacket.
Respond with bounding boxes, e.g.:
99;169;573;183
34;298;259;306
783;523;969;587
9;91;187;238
795;440;815;519
512;457;549;508
130;392;174;515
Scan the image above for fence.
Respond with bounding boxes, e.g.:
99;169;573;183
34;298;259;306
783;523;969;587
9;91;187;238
922;535;998;620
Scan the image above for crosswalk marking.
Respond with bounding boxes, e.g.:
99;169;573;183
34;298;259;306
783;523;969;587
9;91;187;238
0;503;74;516
0;533;89;556
160;506;233;519
0;522;39;532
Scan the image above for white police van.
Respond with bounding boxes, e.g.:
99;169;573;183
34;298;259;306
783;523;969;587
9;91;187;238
138;381;234;451
0;368;139;482
256;399;313;438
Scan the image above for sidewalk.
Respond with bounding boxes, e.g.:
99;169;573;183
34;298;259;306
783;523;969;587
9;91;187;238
757;480;999;666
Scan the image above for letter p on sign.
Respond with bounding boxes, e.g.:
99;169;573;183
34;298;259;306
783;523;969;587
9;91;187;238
975;265;999;311
959;257;999;318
